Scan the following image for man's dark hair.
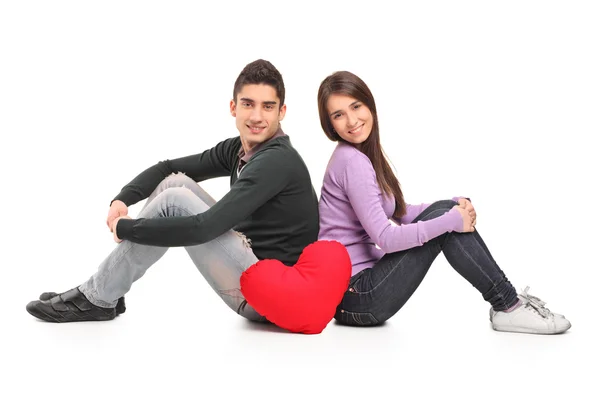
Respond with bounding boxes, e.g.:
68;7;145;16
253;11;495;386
233;59;285;107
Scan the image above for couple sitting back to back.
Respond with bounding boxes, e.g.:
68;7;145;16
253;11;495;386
27;59;570;335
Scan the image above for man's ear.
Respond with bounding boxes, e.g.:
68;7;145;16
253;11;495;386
230;99;236;117
278;104;287;121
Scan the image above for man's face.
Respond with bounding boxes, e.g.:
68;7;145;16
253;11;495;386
230;84;286;152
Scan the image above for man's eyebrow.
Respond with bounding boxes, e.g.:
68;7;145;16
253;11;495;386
329;100;360;117
239;98;278;106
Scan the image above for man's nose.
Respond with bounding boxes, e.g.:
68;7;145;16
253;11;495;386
250;107;263;122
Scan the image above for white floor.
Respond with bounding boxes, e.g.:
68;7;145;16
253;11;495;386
3;1;599;399
7;245;597;400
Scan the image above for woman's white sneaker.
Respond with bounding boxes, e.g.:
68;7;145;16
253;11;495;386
490;286;571;334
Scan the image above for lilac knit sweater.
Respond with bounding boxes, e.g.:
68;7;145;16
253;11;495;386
318;142;465;276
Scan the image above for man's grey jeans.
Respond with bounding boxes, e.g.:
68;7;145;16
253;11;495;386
79;173;264;321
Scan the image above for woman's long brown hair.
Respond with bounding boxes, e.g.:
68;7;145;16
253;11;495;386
317;71;406;218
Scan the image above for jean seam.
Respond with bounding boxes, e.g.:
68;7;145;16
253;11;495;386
83;240;136;306
339;309;377;325
356;252;410;295
354;207;451;296
85;199;245;306
450;234;503;303
80;288;116;308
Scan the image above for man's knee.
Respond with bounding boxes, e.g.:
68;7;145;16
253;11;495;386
161;172;196;189
156;187;209;215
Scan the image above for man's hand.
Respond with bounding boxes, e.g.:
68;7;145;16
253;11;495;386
457;198;477;229
107;200;128;232
111;215;132;243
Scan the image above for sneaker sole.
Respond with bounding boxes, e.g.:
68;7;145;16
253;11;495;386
27;302;116;323
491;321;571;335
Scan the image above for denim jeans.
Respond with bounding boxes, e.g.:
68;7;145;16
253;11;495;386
79;173;265;321
334;200;518;326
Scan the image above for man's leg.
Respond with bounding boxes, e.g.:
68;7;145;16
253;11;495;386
35;173;200;314
27;173;263;322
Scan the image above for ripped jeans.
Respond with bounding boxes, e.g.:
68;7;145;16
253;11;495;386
79;173;264;321
334;200;519;326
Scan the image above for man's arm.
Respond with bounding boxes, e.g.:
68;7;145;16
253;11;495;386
115;148;290;247
112;137;240;207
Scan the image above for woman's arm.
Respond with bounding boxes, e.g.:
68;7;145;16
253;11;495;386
342;154;464;253
394;196;468;225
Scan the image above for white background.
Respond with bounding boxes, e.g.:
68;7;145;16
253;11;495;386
1;1;598;399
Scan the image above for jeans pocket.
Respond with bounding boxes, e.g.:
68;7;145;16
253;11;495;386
335;309;379;326
348;270;371;294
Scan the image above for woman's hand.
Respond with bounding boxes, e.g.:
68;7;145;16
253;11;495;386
453;205;476;232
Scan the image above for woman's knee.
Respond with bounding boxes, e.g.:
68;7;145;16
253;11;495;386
417;200;458;221
430;199;459;211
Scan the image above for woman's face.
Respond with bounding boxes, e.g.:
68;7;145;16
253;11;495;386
326;93;373;145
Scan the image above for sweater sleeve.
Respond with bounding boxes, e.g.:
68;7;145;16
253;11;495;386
112;137;239;206
396;203;433;224
342;154;463;253
394;197;469;225
116;148;291;247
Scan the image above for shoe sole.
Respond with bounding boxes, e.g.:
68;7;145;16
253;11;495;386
26;303;63;323
491;321;571;335
26;302;116;323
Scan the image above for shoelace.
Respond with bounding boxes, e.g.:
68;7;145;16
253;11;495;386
520;286;552;318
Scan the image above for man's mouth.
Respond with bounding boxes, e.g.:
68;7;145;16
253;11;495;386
248;125;266;134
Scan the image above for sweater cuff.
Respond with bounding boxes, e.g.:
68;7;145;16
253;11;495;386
446;208;464;232
116;218;136;240
452;196;471;203
111;196;133;207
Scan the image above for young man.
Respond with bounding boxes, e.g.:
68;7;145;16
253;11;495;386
27;59;319;323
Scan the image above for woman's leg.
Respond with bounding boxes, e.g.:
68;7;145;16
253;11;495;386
335;200;518;326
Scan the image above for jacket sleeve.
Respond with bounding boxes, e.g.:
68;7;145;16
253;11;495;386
116;148;291;247
112;137;239;206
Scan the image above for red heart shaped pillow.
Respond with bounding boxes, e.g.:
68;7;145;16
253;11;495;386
240;240;351;334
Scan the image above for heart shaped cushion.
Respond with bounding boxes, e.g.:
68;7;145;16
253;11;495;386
240;240;351;334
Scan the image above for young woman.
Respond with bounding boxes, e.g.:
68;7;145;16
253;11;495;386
317;71;570;334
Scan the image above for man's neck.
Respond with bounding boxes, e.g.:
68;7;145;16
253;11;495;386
240;126;282;155
240;138;255;155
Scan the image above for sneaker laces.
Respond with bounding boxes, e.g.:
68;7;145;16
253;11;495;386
520;286;551;318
